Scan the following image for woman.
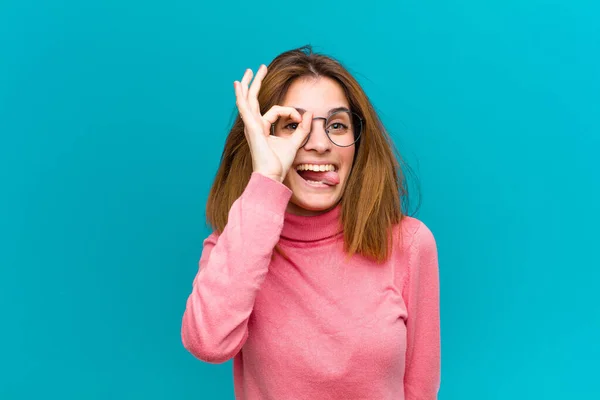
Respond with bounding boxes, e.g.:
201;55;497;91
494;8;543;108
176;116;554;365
181;45;441;400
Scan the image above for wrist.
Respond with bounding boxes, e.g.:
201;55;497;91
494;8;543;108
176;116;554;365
254;170;283;183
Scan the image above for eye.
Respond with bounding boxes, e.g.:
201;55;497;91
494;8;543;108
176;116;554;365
284;123;299;130
328;122;348;131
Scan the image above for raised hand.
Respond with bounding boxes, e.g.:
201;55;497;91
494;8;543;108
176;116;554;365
234;65;313;183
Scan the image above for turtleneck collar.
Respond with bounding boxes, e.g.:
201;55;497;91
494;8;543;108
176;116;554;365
280;203;344;242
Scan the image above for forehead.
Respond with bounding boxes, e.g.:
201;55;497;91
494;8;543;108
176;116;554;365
281;77;349;113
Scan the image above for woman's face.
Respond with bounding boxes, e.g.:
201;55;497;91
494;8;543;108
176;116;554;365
277;76;357;216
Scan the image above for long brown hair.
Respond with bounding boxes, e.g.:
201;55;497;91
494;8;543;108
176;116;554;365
206;45;418;263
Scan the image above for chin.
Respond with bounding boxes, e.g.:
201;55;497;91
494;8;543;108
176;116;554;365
284;169;345;216
289;195;340;213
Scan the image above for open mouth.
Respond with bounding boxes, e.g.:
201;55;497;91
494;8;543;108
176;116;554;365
295;164;340;187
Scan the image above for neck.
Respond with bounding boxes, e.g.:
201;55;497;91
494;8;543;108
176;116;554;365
280;203;343;242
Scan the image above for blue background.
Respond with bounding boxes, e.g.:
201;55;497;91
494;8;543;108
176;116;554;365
1;0;598;399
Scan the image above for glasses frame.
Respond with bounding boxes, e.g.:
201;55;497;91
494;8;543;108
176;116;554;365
271;110;363;148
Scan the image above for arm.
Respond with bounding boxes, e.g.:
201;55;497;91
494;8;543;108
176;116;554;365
403;222;441;399
181;172;292;363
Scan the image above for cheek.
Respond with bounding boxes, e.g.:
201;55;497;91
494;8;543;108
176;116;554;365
339;148;356;175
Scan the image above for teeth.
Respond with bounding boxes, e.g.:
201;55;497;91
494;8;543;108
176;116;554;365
306;180;326;185
296;164;336;172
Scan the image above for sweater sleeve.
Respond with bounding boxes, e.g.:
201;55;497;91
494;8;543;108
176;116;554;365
181;172;292;363
403;221;441;399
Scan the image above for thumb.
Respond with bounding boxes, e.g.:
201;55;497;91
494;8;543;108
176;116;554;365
292;111;312;148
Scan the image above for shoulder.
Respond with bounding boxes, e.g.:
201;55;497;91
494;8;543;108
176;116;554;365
388;216;438;293
393;216;437;257
392;217;439;298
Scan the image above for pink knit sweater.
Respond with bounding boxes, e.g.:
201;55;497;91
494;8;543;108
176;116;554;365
182;172;441;399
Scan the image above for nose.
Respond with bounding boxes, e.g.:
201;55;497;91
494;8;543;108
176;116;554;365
302;117;331;153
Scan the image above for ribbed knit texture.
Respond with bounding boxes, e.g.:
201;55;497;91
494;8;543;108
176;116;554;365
182;172;441;399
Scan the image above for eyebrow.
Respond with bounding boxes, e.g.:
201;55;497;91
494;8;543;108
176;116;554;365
293;107;350;117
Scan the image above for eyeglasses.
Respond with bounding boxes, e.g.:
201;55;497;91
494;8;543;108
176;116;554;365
271;110;363;148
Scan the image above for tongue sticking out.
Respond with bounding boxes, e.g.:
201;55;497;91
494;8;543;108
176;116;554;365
298;170;340;186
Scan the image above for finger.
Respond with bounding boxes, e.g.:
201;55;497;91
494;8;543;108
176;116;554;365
248;65;267;112
262;105;302;125
234;81;247;112
234;81;252;124
292;111;313;147
240;69;253;99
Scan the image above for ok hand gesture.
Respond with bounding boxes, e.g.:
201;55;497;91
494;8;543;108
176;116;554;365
234;65;313;183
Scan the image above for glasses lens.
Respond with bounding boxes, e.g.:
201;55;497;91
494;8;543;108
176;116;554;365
326;111;361;147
